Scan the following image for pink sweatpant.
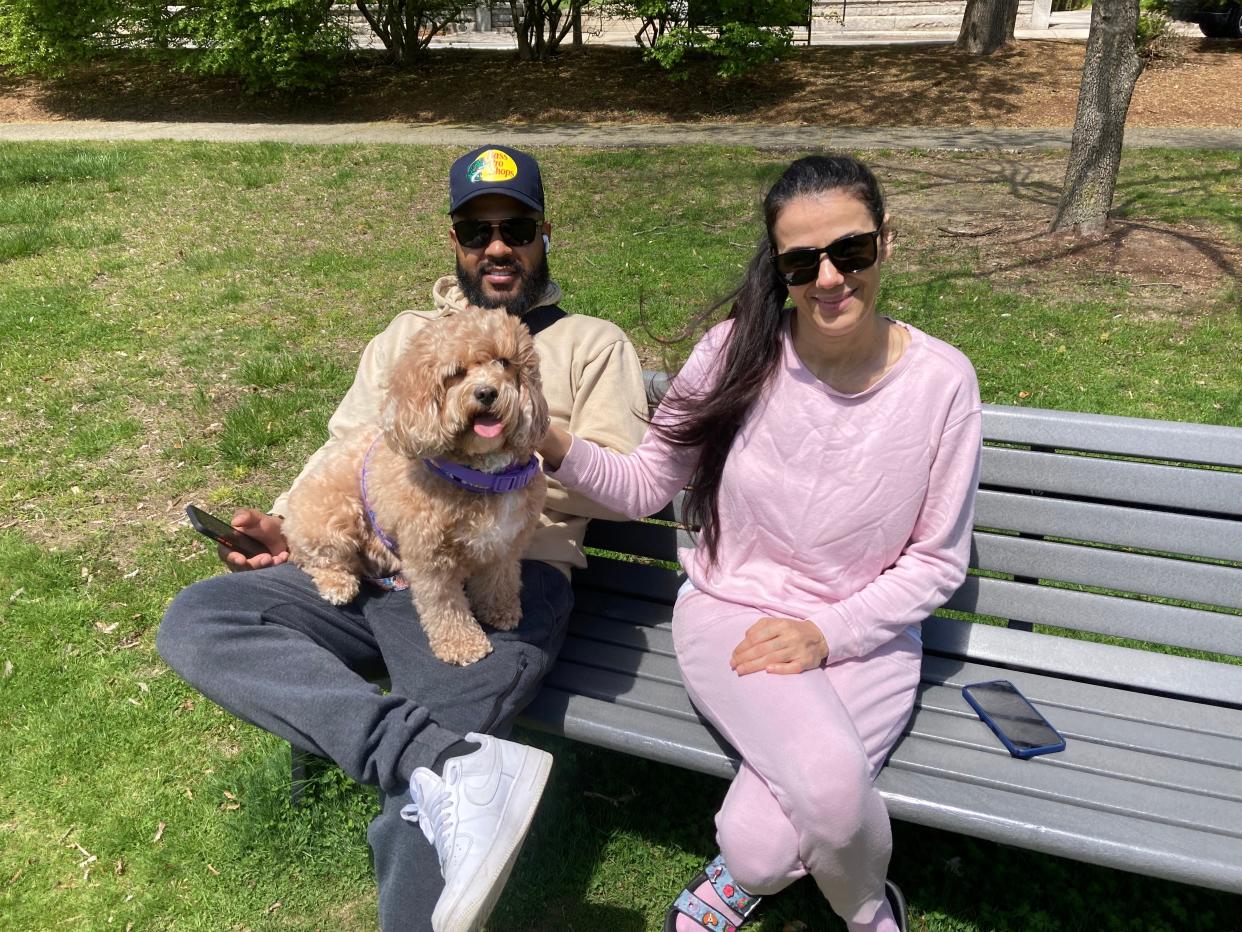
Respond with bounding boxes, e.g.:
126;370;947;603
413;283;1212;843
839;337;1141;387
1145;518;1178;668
673;586;922;925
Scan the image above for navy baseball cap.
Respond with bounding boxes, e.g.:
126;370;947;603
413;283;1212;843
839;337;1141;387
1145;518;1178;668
448;145;545;215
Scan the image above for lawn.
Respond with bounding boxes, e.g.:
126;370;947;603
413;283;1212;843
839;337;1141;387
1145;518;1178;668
0;142;1239;931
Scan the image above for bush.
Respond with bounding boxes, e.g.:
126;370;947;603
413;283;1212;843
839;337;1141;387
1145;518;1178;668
179;0;350;92
643;0;806;78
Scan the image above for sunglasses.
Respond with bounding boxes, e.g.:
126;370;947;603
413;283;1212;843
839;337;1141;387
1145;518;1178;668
772;230;882;285
452;217;541;249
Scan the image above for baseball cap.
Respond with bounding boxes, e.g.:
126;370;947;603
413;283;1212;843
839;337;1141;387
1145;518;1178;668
448;145;545;215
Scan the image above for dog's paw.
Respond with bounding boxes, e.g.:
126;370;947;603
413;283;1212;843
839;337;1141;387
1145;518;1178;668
478;602;521;631
429;625;493;666
310;569;360;606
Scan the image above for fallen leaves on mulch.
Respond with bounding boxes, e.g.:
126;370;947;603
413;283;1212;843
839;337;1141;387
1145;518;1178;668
0;39;1238;127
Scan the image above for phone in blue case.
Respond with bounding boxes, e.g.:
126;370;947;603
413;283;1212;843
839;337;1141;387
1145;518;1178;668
962;680;1066;759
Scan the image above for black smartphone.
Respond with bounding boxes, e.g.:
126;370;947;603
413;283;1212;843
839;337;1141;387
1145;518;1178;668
185;504;267;559
962;679;1066;759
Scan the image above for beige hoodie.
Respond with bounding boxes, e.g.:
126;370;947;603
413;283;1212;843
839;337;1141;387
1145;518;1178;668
271;276;649;578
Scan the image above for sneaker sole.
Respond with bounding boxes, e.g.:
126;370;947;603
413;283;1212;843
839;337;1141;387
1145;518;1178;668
432;747;553;932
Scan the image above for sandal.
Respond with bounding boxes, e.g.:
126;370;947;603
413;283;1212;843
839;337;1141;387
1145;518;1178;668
885;879;909;932
663;854;762;931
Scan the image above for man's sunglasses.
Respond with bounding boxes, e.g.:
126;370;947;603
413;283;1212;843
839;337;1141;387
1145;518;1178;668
772;230;882;285
452;217;541;249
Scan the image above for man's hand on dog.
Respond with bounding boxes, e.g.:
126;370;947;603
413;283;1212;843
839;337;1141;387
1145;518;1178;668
219;509;290;571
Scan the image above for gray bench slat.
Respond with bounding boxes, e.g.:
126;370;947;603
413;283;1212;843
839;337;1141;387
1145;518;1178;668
519;687;737;778
923;615;1242;705
572;588;678;628
970;530;1242;611
975;489;1242;563
917;659;1242;750
573;557;683;603
582;519;690;563
557;637;683;685
568;612;676;654
875;766;1242;894
886;733;1242;838
981;446;1242;516
904;703;1242;800
543;661;701;722
981;405;1242;469
942;575;1242;656
519;684;1242;893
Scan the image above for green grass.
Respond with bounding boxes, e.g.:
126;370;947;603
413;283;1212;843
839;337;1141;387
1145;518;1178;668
1;142;1239;931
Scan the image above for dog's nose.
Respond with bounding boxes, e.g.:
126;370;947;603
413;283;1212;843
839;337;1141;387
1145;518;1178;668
474;386;498;407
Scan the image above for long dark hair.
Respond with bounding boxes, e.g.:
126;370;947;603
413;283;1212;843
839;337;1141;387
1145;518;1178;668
654;155;887;565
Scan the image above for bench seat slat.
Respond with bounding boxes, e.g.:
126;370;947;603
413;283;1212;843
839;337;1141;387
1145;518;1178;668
970;531;1242;611
903;705;1242;799
876;766;1242;894
981;446;1242;516
572;588;679;628
543;662;701;722
942;576;1242;657
888;732;1242;838
974;489;1242;563
568;613;676;655
517;687;1242;894
922;615;1242;705
919;654;1242;738
981;405;1242;469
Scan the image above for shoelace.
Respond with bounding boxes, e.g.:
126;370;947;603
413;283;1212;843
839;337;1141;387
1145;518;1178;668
400;780;455;865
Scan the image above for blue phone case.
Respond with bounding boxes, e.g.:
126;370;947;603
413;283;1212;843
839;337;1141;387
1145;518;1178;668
962;680;1066;759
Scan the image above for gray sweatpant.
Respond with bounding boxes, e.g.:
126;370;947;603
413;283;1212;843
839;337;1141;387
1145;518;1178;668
156;559;573;932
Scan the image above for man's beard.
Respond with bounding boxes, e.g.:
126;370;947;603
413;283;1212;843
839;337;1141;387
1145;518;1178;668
457;254;551;318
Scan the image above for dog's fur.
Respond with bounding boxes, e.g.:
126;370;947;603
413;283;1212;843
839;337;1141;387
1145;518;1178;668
283;307;550;665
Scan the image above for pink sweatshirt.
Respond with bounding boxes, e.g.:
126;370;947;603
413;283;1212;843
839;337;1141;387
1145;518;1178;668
552;315;982;663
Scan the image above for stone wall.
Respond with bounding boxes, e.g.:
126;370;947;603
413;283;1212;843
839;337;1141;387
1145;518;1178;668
812;0;1037;34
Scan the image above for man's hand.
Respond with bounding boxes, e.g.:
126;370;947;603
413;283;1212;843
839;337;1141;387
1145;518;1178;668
219;509;289;572
730;616;828;676
537;424;573;471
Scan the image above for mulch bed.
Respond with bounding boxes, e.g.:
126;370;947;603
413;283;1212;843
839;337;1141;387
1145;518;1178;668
1;39;1239;127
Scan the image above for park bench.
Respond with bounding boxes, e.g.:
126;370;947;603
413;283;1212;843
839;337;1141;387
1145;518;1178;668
292;372;1242;896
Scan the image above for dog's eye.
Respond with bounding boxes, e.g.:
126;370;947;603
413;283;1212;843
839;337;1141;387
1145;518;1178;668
496;358;511;370
445;366;466;383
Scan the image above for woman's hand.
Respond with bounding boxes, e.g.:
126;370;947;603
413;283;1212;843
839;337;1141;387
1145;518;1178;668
730;616;828;676
537;424;573;471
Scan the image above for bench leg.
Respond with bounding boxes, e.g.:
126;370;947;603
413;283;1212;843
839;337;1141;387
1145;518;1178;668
290;745;318;808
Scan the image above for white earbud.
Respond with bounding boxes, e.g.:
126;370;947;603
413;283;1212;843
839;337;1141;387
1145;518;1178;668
542;234;551;253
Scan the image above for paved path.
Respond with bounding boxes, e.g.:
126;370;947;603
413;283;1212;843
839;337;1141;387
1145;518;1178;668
2;121;1239;150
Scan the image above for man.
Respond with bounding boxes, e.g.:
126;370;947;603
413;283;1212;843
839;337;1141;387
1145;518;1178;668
158;144;648;932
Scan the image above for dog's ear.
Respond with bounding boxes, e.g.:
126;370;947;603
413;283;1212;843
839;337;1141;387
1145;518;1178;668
513;330;550;453
382;332;452;458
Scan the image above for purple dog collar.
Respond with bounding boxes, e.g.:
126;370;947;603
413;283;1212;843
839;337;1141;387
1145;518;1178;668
423;456;540;494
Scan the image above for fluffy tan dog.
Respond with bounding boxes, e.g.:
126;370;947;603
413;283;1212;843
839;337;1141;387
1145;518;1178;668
283;307;550;665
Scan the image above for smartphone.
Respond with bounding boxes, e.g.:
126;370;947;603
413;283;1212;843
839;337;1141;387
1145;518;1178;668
185;504;267;559
962;680;1066;759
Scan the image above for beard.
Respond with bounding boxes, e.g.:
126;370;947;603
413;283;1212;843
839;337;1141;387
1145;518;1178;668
457;253;551;318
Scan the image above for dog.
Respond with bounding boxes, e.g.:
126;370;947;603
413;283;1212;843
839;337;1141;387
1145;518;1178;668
283;306;550;665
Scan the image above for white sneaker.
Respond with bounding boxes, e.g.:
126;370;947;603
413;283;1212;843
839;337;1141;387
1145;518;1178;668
401;732;553;932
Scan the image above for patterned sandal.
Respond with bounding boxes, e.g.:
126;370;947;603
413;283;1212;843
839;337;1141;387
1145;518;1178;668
663;854;762;931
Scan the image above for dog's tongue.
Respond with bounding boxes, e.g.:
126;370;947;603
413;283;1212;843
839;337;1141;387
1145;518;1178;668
473;415;504;439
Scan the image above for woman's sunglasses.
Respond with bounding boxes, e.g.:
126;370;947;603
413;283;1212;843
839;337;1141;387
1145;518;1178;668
452;217;541;249
772;230;882;285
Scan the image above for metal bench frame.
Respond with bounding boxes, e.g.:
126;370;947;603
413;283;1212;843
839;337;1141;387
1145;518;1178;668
294;375;1242;895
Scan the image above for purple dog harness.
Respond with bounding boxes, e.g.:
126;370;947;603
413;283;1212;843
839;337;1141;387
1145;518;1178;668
358;436;541;591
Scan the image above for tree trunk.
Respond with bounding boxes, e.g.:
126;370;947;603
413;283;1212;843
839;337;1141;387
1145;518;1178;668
1052;0;1144;235
956;0;1020;54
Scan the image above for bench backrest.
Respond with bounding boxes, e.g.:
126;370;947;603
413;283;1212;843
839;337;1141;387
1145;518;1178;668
577;373;1242;709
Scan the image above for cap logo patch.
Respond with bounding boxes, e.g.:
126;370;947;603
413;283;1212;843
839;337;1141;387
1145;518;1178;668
467;150;518;184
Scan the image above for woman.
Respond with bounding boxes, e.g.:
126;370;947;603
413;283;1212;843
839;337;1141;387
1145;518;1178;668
539;155;981;932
